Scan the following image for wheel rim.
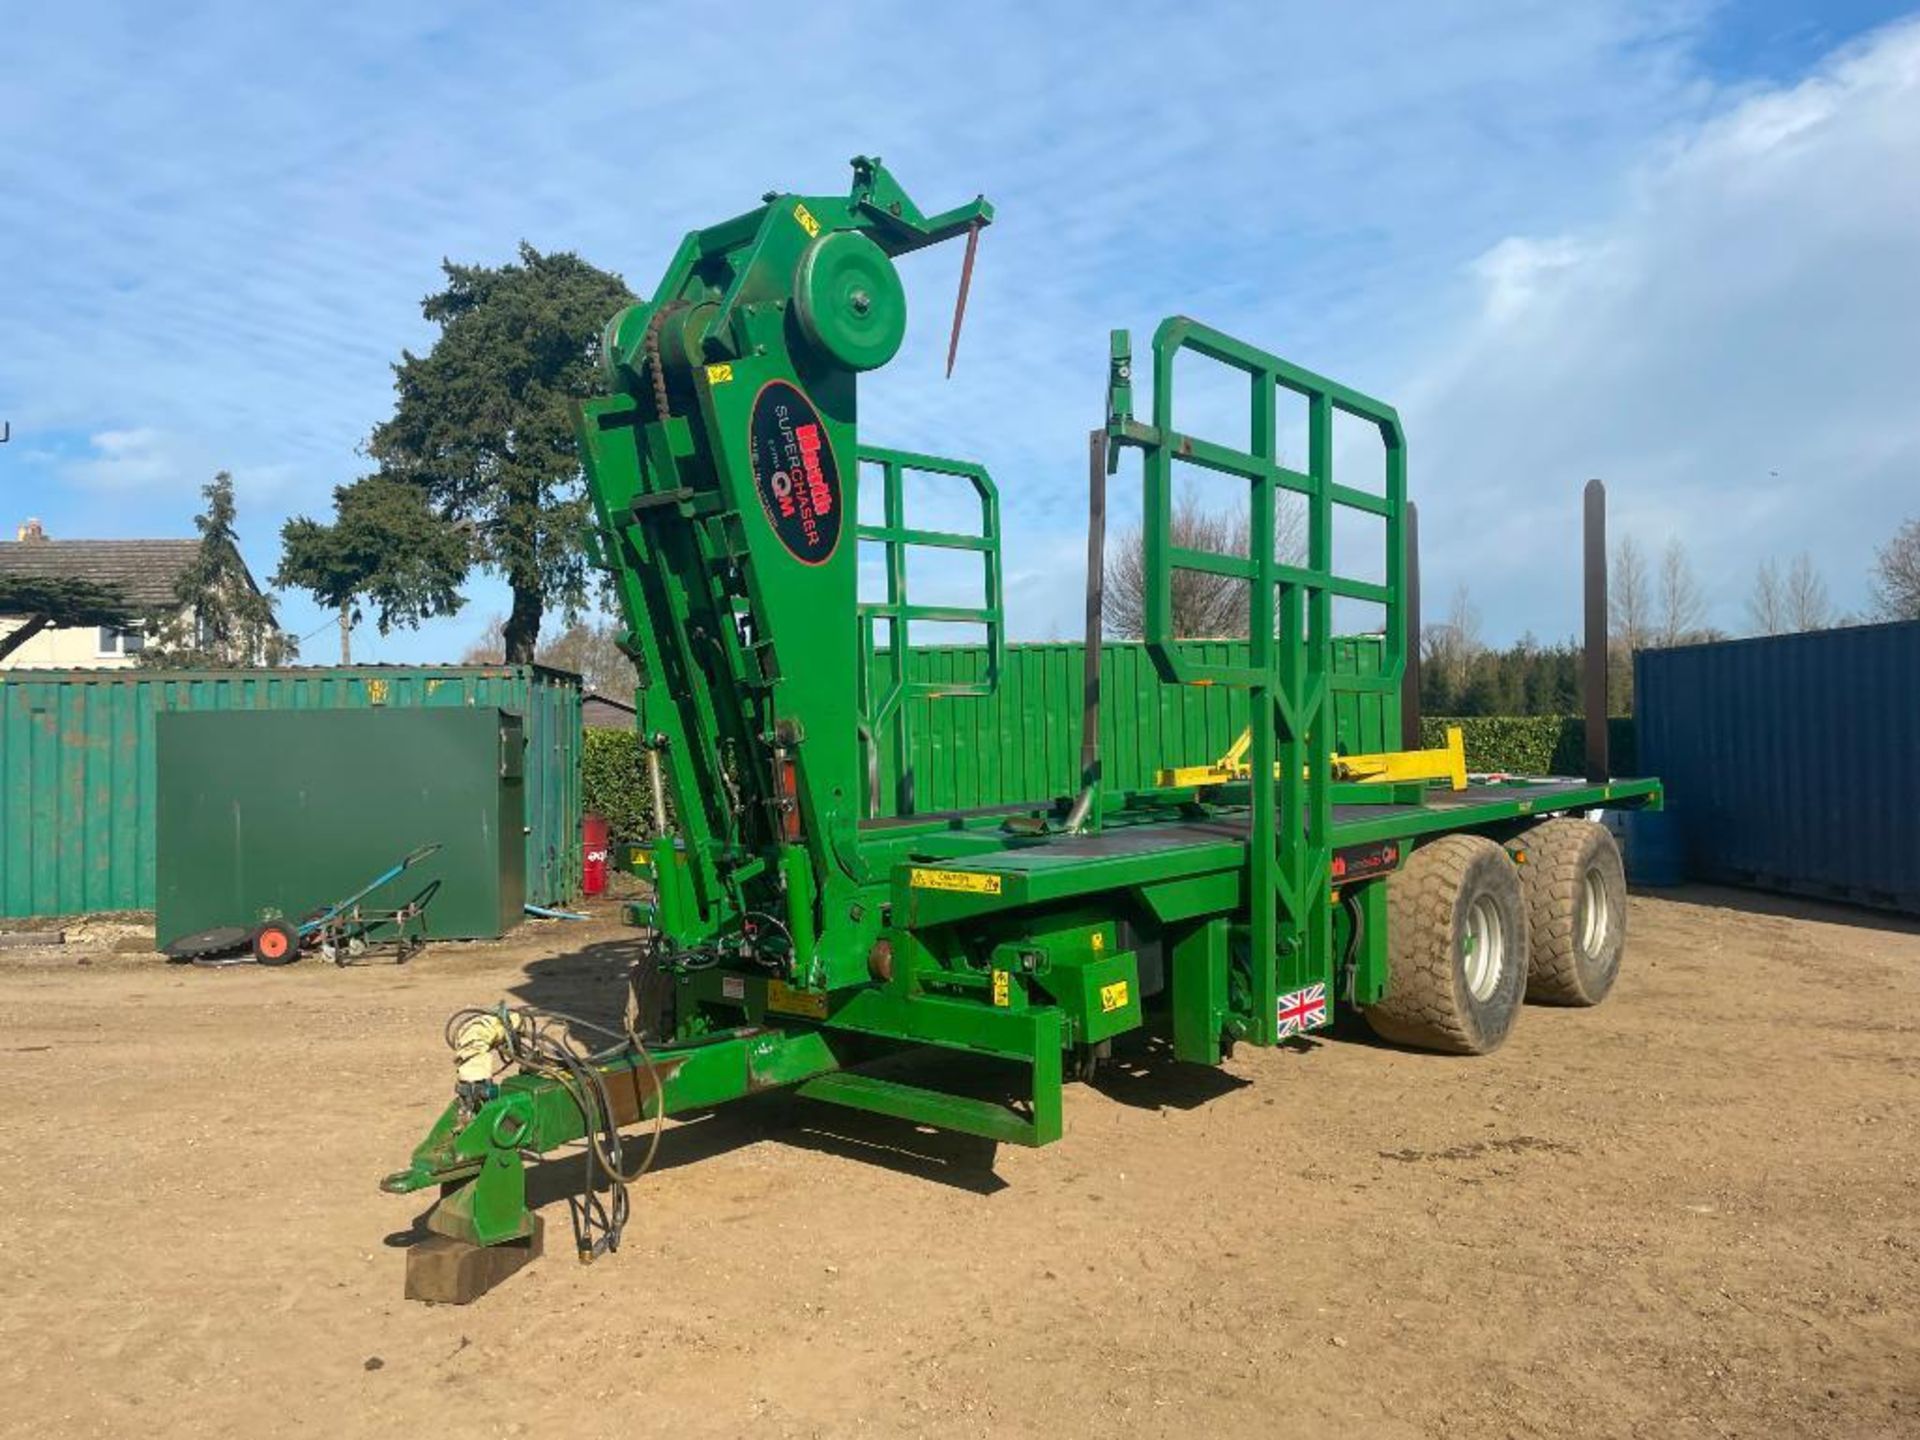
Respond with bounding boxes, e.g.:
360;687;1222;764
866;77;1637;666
1462;895;1506;1001
1580;867;1611;957
259;929;288;959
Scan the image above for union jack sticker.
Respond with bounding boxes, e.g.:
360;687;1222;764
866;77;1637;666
1276;983;1328;1037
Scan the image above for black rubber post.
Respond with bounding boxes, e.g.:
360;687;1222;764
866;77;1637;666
1401;500;1422;751
1584;479;1610;783
1080;429;1107;798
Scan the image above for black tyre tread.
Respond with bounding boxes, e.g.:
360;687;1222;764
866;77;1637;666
251;920;301;966
1516;818;1625;1006
1365;833;1525;1055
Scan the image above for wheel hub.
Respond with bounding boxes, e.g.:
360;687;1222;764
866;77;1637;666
1579;867;1611;957
1462;895;1506;1002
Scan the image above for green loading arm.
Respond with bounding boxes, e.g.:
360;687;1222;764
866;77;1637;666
577;157;991;989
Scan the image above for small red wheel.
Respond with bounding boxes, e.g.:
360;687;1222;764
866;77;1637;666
251;920;300;966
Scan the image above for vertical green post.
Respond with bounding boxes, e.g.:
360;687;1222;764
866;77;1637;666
1110;316;1405;1047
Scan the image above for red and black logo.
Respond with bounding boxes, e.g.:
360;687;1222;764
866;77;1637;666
748;380;842;566
1331;840;1400;885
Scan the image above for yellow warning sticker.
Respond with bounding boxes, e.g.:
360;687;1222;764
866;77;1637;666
1099;980;1130;1014
992;970;1010;1007
766;979;828;1019
793;201;820;238
910;868;1003;895
1090;931;1105;952
705;362;734;385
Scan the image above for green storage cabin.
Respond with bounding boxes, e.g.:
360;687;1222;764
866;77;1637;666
156;708;526;945
0;665;580;921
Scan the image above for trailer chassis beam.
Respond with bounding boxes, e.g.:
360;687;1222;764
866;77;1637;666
382;1026;840;1247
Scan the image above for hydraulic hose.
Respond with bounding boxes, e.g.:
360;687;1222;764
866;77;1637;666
442;1002;668;1258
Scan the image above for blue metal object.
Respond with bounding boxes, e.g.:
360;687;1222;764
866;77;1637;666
298;843;442;936
1636;620;1920;915
1607;809;1687;888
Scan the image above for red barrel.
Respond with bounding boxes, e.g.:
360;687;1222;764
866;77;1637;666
582;813;610;896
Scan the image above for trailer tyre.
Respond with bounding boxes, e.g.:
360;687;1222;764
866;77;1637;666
1514;818;1626;1006
1364;834;1527;1055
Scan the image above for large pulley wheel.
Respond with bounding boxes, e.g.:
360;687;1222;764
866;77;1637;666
792;231;906;371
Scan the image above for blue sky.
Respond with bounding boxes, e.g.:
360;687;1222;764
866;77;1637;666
4;1;1917;660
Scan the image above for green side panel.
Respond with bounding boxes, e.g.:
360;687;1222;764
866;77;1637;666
1330;635;1390;755
864;638;1388;814
0;665;580;920
155;708;523;943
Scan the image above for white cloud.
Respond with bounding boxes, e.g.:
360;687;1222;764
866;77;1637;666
63;428;189;492
59;427;297;512
1408;17;1920;640
4;1;1912;659
1471;236;1596;324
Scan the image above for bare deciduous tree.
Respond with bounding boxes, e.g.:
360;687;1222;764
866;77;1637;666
1608;535;1653;712
1783;552;1832;631
1748;557;1785;636
1657;538;1708;648
1610;535;1652;653
1749;552;1832;635
1103;494;1305;640
460;614;507;665
462;612;637;695
1421;582;1482;696
1872;518;1920;621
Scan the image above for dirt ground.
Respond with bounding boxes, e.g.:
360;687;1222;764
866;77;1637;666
1;886;1915;1440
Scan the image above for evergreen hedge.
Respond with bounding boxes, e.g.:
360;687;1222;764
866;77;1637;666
1420;715;1637;777
582;728;654;847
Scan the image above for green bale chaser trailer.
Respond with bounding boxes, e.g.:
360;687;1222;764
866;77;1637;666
384;159;1659;1297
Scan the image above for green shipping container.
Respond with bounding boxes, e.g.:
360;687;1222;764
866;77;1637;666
156;708;526;944
867;638;1392;815
0;665;581;920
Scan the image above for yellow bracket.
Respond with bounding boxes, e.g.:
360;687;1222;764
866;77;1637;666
1155;725;1467;791
1334;726;1467;788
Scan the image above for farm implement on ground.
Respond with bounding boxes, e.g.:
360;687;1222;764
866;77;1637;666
167;842;442;967
382;158;1659;1300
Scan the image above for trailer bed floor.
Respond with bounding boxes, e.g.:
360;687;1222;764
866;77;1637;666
943;779;1658;875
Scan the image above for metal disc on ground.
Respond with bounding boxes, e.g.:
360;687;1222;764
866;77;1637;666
792;232;906;371
162;926;253;961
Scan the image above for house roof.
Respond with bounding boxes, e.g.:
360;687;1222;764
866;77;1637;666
582;691;637;729
0;539;205;608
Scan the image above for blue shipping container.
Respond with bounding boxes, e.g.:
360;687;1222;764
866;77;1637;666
1635;621;1920;915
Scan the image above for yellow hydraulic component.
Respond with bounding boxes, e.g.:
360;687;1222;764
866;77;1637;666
451;1010;538;1084
1156;725;1468;791
1333;725;1468;788
452;1013;511;1084
1156;728;1254;788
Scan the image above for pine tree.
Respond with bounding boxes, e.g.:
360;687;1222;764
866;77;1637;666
138;473;294;667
